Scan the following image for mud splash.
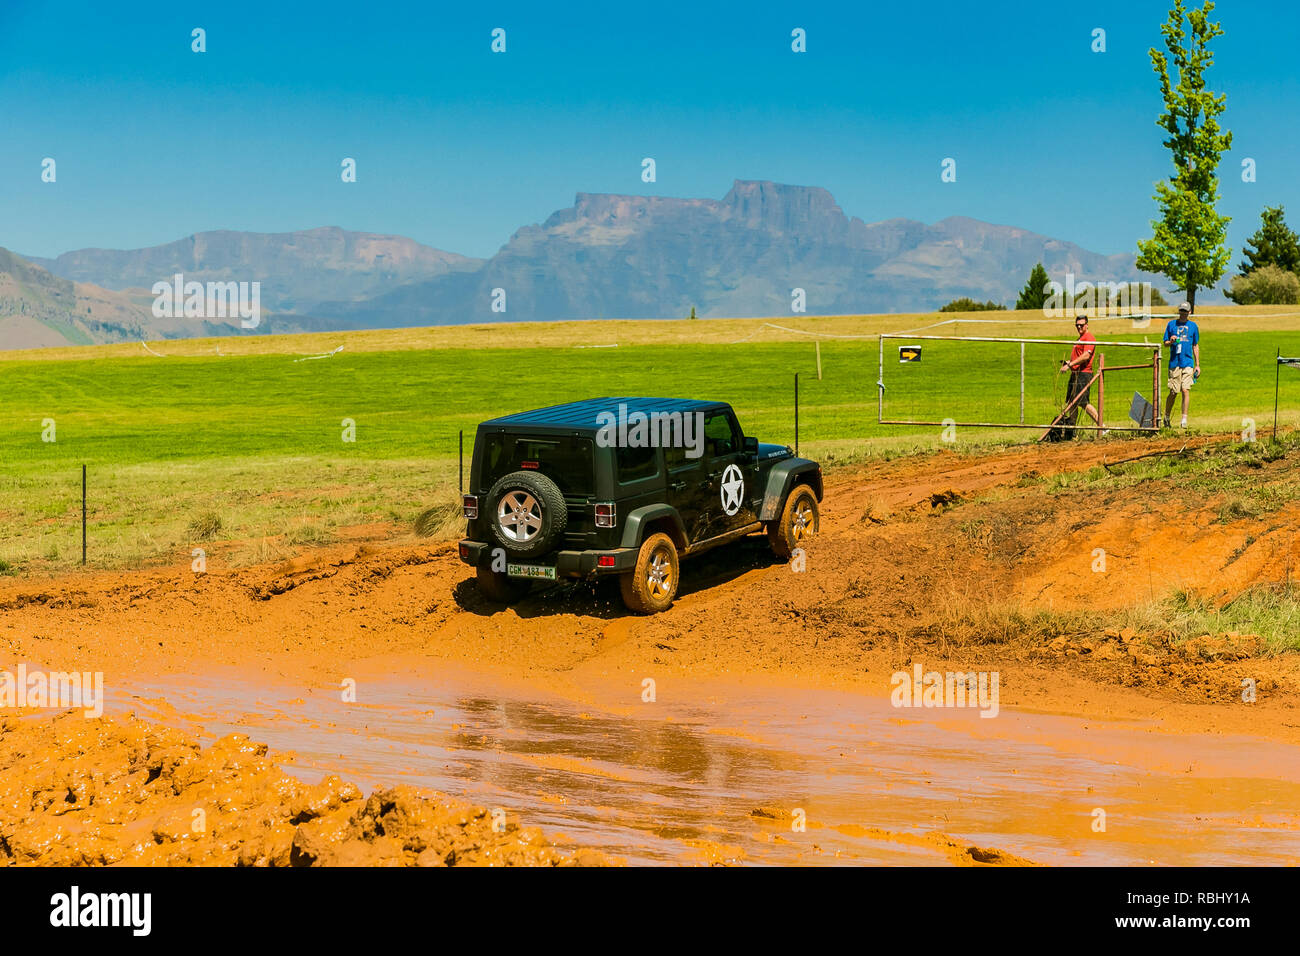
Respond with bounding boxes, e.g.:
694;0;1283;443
113;662;1300;866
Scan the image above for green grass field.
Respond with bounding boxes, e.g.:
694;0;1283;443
4;311;1300;571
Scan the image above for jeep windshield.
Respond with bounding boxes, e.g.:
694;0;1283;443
481;433;595;498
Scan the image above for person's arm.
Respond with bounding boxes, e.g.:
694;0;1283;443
1194;342;1201;373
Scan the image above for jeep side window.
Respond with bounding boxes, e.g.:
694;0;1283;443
664;442;690;472
704;412;739;459
616;443;659;483
484;435;507;484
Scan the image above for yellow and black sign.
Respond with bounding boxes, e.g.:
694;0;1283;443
898;345;922;363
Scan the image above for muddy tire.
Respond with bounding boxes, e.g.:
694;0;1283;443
485;471;568;559
476;566;529;604
619;532;679;614
767;485;819;559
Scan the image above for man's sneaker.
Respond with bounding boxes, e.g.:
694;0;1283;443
1180;417;1188;428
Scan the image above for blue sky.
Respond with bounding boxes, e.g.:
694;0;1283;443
2;0;1297;262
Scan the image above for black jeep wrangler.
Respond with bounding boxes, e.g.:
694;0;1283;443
457;397;823;613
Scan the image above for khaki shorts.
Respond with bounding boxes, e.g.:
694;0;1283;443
1168;366;1195;392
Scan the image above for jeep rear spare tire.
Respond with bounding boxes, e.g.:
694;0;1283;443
486;470;568;559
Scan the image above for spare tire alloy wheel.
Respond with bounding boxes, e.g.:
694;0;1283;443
498;490;541;543
486;471;568;559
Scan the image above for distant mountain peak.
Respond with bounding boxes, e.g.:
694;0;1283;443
24;228;483;315
569;192;683;223
721;179;847;231
10;180;1174;346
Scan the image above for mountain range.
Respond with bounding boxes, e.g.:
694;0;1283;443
2;181;1168;348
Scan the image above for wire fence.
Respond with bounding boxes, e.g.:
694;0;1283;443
877;334;1163;434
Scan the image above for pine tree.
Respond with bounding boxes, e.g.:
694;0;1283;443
1015;263;1051;311
1135;1;1233;310
1238;206;1300;275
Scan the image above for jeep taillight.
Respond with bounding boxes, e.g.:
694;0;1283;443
594;502;616;528
462;494;478;519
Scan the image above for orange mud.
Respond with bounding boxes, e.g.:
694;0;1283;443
2;434;1299;865
0;711;603;866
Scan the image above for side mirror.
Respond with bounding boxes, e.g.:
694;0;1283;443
743;436;759;457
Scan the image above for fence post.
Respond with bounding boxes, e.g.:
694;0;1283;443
459;430;464;493
1275;348;1281;442
794;373;799;457
81;464;87;566
1152;348;1159;430
1019;342;1025;423
877;336;884;424
1097;352;1105;437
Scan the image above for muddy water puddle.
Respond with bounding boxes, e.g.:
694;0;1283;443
111;664;1300;866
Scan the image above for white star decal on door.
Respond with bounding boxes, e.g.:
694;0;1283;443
720;464;744;516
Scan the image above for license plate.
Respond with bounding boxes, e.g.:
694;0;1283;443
507;563;556;580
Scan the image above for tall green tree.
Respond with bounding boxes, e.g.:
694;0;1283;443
1015;262;1051;311
1135;0;1233;311
1237;206;1300;275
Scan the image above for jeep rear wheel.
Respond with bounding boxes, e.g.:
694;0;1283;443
486;471;568;559
619;532;679;614
768;485;819;559
476;566;529;604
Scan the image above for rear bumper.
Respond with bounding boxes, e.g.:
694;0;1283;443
457;540;638;577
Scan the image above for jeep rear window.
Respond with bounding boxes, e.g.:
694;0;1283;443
482;434;594;497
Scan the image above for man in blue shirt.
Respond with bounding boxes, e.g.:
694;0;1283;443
1163;302;1200;428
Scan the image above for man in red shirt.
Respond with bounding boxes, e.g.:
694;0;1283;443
1059;315;1100;431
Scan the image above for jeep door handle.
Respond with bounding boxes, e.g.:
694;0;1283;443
669;480;687;491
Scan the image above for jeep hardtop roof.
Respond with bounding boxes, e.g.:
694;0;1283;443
480;397;727;433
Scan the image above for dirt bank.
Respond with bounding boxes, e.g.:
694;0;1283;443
0;711;604;866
